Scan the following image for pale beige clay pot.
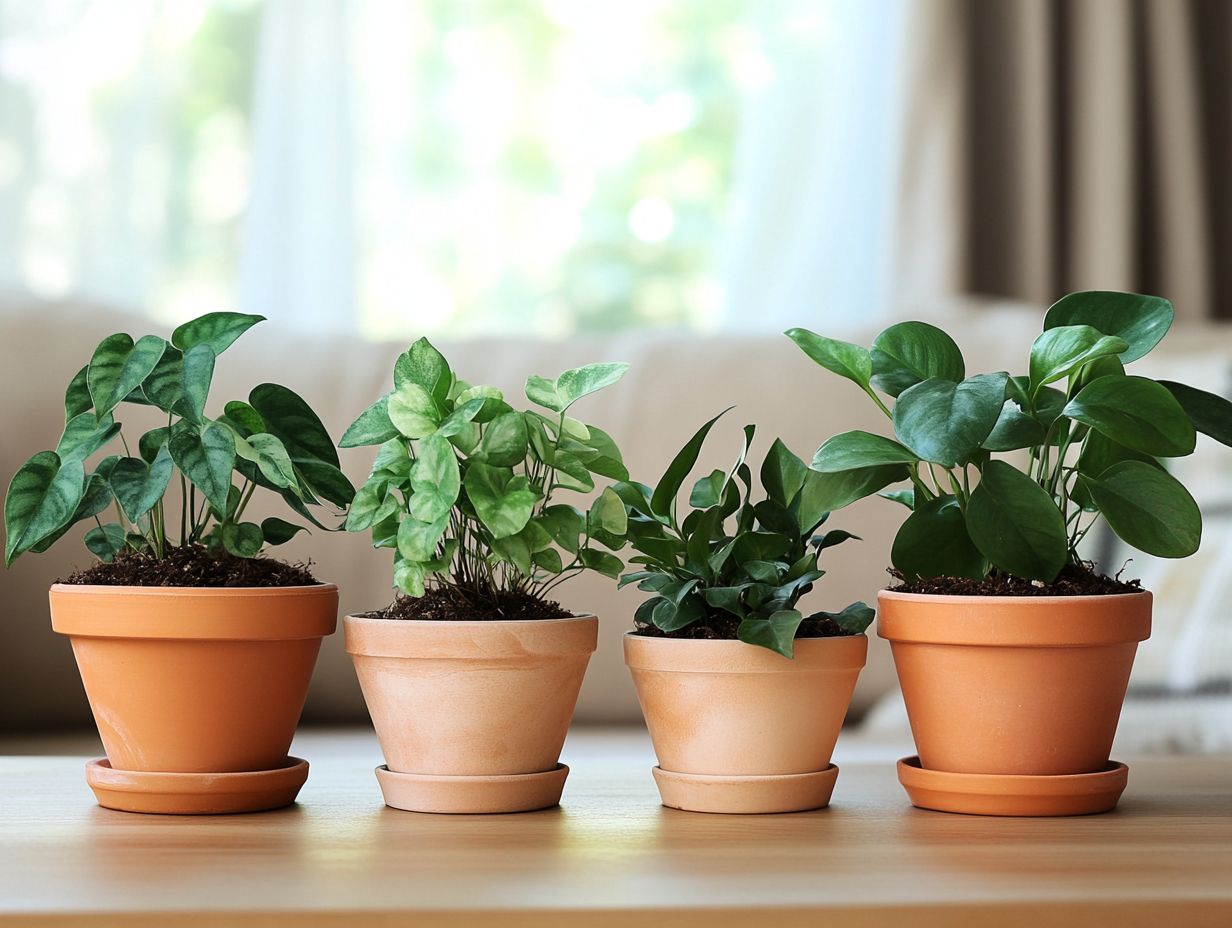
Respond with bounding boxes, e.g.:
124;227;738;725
49;583;338;814
345;613;597;813
624;632;867;814
878;590;1151;816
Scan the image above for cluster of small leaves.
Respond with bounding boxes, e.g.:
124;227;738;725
341;338;630;605
788;291;1232;584
616;412;874;658
4;313;353;567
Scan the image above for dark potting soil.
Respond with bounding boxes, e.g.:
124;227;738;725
887;563;1142;597
60;545;319;588
632;611;856;641
362;586;575;621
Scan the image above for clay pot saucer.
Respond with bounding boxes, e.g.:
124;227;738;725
374;763;569;814
86;756;309;815
897;756;1129;817
653;764;839;814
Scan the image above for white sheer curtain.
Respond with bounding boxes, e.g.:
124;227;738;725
719;0;909;331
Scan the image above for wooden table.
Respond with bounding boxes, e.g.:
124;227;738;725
1;729;1230;927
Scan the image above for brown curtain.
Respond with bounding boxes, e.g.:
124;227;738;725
895;0;1232;321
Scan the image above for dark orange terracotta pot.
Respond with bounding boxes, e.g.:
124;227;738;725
49;584;337;813
878;590;1151;778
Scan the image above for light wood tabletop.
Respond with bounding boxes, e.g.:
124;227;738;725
1;728;1229;927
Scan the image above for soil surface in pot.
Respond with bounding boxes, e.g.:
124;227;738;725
60;545;319;587
633;611;856;641
360;587;573;621
887;564;1142;597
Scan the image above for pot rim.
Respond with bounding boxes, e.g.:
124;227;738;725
49;583;339;640
623;628;868;674
876;588;1151;646
344;611;599;659
878;589;1151;605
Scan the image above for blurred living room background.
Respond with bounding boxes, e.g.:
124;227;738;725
2;0;1229;752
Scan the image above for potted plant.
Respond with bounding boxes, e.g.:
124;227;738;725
788;290;1232;815
4;313;351;814
617;412;873;814
340;338;629;814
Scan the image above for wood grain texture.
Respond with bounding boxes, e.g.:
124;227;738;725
1;729;1229;927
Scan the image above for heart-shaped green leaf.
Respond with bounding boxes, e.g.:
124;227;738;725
181;344;216;423
88;334;167;416
965;460;1068;581
590;486;627;536
110;445;173;521
64;366;92;421
891;494;987;580
56;412;119;464
222;521;263;558
172;312;264;356
810;602;875;634
237;433;297;490
394;337;452;403
261;517;306;546
894;373;1008;466
138;346;185;413
1043;291;1173;363
407;433;461;522
464;462;536;538
796;464;908;526
650;408;731;519
1064;375;1196;457
387;383;439;439
736;609;804;658
249;383;341;466
477;411;529;467
4;452;85;565
757;438;807;508
397;512;449;562
169;421;235;515
84;523;127;562
1080;461;1201;557
871;321;965;397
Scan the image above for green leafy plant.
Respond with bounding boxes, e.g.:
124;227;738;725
4;313;353;567
341;338;631;607
787;291;1232;584
616;412;874;657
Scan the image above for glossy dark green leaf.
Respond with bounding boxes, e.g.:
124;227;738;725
578;547;623;579
590;486;627;535
138;346;184;413
871;321;965;397
249;383;340;466
296;461;354;507
110;445;173;521
261;517;306;545
965;460;1068;581
797;464;908;523
893;373;1008;466
1160;381;1232;447
1043;291;1173;363
811;430;918;472
237;433;297;490
1028;325;1128;392
221;400;265;437
1080;461;1201;557
760;439;808;508
650;408;731;519
4;452;85;564
540;504;585;554
172;312;264;356
810;602;876;634
880;488;915;509
477;411;529;467
784;328;872;388
1063;375;1195;457
87;334;167;416
736;610;804;658
1077;429;1160;479
891;494;986;580
689;469;726;508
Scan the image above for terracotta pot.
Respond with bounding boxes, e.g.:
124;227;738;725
878;590;1152;778
624;632;867;813
344;613;597;813
49;583;337;814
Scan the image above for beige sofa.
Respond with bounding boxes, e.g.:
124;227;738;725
3;297;1230;736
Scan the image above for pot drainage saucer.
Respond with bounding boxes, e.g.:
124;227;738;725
652;764;839;814
375;763;569;814
897;756;1129;817
85;757;309;815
